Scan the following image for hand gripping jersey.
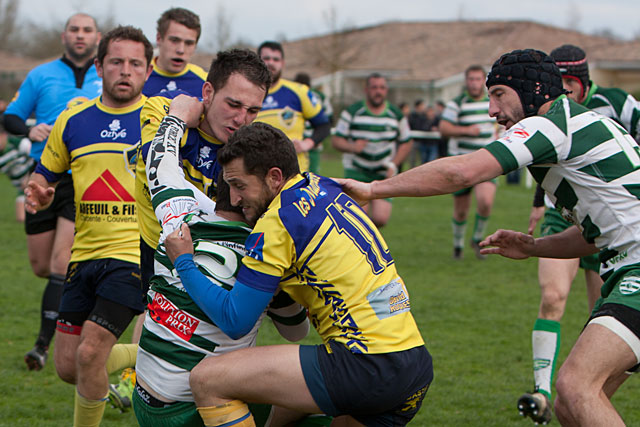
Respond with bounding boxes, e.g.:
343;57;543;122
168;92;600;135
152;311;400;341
142;58;207;98
135;91;223;249
441;91;497;156
334;100;411;174
238;173;425;354
137;115;307;401
256;78;328;172
5;58;102;161
35;97;144;264
582;82;640;142
485;95;640;280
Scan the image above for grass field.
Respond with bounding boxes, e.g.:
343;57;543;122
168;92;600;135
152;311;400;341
1;146;639;426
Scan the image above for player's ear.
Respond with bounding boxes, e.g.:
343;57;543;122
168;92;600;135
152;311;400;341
202;82;214;106
265;167;284;191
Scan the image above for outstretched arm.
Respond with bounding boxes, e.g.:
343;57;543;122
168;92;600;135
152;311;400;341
337;148;503;205
479;225;598;259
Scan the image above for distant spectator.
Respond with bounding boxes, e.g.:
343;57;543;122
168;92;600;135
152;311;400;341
409;101;441;164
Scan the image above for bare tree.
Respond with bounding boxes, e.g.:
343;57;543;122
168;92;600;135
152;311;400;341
0;0;20;46
203;2;233;53
565;1;582;30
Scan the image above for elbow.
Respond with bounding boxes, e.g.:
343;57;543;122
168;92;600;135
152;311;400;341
224;321;254;340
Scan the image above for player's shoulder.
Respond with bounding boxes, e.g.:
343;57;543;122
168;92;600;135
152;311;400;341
386;103;405;119
185;63;208;80
592;85;629;105
142;90;190;114
346;99;367;114
58;97;99;123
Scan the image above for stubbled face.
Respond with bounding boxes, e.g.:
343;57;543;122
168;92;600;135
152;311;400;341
62;14;100;63
365;77;388;108
465;70;486;99
224;157;275;225
259;47;283;84
96;39;151;107
156;21;198;74
200;73;265;143
562;77;584;103
488;84;525;129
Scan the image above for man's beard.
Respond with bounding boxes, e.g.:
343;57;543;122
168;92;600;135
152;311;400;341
65;43;96;65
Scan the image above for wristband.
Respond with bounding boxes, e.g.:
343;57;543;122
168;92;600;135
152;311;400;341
385;161;398;176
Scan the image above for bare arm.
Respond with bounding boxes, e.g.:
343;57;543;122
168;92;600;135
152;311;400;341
479;225;598;259
337;148;503;205
439;119;480;138
331;135;367;153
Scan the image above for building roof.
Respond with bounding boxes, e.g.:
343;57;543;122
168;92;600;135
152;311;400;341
279;20;640;83
0;50;46;73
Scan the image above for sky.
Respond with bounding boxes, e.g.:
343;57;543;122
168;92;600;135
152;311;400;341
19;0;640;49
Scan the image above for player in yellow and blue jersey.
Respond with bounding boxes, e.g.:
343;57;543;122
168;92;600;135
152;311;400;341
257;41;330;172
24;26;154;427
143;8;207;97
134;49;270;297
164;122;432;427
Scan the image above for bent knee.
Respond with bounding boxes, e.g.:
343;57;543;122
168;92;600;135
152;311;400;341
55;361;77;384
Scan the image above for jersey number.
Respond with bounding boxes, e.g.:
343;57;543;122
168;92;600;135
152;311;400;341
326;193;393;274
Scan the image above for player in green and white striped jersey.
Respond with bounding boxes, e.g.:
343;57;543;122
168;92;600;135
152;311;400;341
332;73;412;227
516;44;640;423
338;49;640;426
133;98;310;427
440;65;500;260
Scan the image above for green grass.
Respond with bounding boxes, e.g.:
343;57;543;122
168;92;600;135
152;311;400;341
1;147;639;426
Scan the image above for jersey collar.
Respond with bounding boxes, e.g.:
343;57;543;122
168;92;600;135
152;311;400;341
151;57;190;78
96;95;147;115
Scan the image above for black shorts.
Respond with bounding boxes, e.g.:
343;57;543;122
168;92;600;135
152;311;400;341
300;341;433;426
25;173;75;235
59;258;146;318
140;237;155;289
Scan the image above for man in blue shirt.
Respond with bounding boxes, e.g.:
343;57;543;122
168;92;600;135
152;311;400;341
3;13;102;371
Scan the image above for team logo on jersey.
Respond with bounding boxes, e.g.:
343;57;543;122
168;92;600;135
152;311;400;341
262;95;278;109
123;141;140;178
101;119;127;140
166;81;177;91
197;145;213;170
619;276;640;295
278;106;295;129
82;169;135;202
66;96;90;110
245;232;265;262
308;90;320;107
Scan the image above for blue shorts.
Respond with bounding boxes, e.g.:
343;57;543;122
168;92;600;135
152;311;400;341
300;341;433;426
60;258;146;315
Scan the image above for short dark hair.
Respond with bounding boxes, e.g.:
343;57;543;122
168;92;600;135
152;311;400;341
465;65;486;78
214;171;243;215
414;99;424;108
218;123;300;180
64;13;98;31
206;48;271;93
97;26;153;66
157;7;201;41
366;73;386;86
294;72;311;87
257;41;284;59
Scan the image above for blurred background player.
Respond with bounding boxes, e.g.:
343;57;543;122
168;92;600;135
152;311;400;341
142;7;207;97
439;65;499;260
516;43;640;424
2;13;102;371
332;73;412;227
24;26;153;427
257;41;331;172
293;72;333;174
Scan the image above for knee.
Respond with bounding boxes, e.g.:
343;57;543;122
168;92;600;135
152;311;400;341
555;367;579;403
55;356;77;384
539;287;567;319
75;341;102;370
29;259;50;278
189;363;210;399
